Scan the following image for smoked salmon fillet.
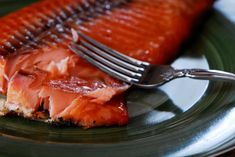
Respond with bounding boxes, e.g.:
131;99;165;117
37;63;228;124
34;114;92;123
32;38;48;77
0;0;214;128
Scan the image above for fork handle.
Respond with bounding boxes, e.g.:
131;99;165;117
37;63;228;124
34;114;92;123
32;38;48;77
176;69;235;81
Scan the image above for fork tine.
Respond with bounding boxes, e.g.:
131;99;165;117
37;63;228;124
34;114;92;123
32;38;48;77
69;43;140;83
74;43;142;79
80;40;145;73
78;31;150;67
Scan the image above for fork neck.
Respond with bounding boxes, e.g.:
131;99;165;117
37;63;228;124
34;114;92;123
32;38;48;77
175;68;235;81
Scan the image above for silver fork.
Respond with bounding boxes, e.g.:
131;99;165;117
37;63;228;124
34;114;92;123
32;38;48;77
69;31;235;88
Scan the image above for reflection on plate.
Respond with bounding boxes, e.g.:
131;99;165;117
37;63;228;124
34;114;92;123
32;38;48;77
0;1;235;157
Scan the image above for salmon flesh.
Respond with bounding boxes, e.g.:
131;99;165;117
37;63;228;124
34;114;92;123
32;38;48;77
0;0;214;128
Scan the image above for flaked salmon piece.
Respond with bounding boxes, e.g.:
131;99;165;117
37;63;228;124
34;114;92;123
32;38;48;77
39;73;128;121
0;44;80;93
5;68;128;127
0;46;69;93
39;85;78;119
39;85;128;127
0;0;215;127
5;70;48;117
3;37;129;127
58;96;128;128
47;77;128;104
4;49;128;125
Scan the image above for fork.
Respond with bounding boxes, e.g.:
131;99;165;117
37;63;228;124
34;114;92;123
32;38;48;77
69;31;235;88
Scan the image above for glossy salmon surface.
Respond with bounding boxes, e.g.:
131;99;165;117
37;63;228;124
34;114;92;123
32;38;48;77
0;0;214;127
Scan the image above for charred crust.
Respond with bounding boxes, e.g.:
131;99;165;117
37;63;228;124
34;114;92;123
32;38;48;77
38;101;44;112
50;118;76;128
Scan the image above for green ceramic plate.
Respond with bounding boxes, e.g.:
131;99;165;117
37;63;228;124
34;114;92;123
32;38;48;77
0;0;235;157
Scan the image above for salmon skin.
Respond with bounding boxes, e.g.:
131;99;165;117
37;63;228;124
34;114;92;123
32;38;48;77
0;0;214;128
